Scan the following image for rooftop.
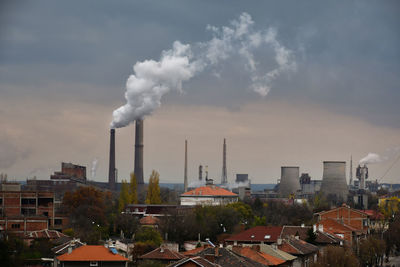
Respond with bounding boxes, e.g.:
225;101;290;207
181;185;237;197
139;247;185;260
57;245;128;262
225;226;283;243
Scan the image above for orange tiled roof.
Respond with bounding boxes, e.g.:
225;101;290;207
182;245;209;256
225;226;283;243
57;245;128;262
233;246;286;266
181;185;237;197
140;216;160;225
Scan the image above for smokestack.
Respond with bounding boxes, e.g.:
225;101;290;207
199;165;203;181
184;140;188;192
349;155;353;186
108;129;116;190
221;138;227;185
134;119;144;184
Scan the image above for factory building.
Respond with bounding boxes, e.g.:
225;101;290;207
180;185;238;206
0;183;58;236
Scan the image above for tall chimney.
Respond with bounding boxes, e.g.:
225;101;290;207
134;119;144;184
184;140;188;192
199;165;203;181
221;138;227;185
108;129;116;190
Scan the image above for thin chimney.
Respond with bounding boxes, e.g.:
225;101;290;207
199;165;203;181
134;119;144;184
221;138;227;185
184;140;188;192
108;129;116;190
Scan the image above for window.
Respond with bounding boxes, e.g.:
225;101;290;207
11;224;20;229
21;198;36;205
264;235;271;239
21;208;36;216
89;262;98;266
54;219;62;225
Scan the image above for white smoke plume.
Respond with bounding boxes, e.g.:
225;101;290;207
188;179;206;188
91;158;98;179
359;153;387;165
227;180;250;190
111;13;297;128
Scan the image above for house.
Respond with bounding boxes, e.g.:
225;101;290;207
24;228;71;246
56;245;129;267
139;215;160;228
225;226;283;245
314;204;369;244
52;238;86;256
197;246;266;267
180;185;238;206
231;245;287;266
277;237;319;267
241;244;297;267
167;256;218;267
279;226;341;247
139;246;185;265
360;209;386;232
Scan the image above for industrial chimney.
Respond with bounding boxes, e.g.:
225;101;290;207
108;129;116;190
320;161;348;201
279;166;300;197
199;165;203;181
184;140;188;192
221;138;227;185
134;119;144;184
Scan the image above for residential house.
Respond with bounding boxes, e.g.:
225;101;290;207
139;246;185;265
280;226;342;247
231;245;286;266
56;245;129;267
241;244;297;267
167;256;218;267
197;247;266;267
277;237;319;267
225;226;283;245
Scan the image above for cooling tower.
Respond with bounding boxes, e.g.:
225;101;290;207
320;161;348;201
134;119;144;184
279;166;300;197
108;129;116;190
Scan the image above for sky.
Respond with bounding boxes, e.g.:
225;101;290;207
0;0;399;184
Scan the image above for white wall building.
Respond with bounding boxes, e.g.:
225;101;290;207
180;185;238;206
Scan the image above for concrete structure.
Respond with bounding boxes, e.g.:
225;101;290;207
236;174;249;183
108;128;116;191
180;185;238;206
320;161;348;201
221;138;228;185
0;190;56;236
184;140;188;192
199;165;203;181
134;119;144;184
279;167;300;197
356;164;368;190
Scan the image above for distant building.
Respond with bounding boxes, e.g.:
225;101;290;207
0;187;57;236
236;174;249;183
225;226;283;245
180;185;238;206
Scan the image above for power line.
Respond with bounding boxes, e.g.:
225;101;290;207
378;153;400;183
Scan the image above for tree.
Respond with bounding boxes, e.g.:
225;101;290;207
384;213;400;256
145;170;161;204
306;228;317;244
311;245;358;267
358;236;386;266
129;173;138;204
135;227;163;247
379;196;400;219
115;213;139;239
227;202;254;225
118;179;130;212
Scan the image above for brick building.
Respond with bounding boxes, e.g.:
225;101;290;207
0;185;57;236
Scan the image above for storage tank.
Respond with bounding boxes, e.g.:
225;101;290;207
320;161;348;201
279;166;300;197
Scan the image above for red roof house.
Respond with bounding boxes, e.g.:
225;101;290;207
225;226;283;245
139;246;185;264
180;185;238;206
57;245;128;266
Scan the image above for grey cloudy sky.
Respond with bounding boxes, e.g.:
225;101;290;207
1;0;399;184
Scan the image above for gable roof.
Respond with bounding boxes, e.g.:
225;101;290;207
225;226;283;243
199;247;265;267
181;186;237;197
278;238;318;256
52;239;86;255
140;216;160;225
183;245;210;256
167;256;217;267
139;247;185;260
315;206;369;217
242;244;297;261
57;245;128;262
317;219;356;234
26;229;69;240
232;246;286;266
280;226;340;244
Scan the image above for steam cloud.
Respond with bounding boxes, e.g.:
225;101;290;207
359;147;400;165
91;158;98;179
111;13;296;128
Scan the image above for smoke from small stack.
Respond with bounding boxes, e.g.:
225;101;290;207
91;158;98;180
108;129;116;190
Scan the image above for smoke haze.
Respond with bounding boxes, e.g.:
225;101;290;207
91;158;98;179
111;13;296;128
